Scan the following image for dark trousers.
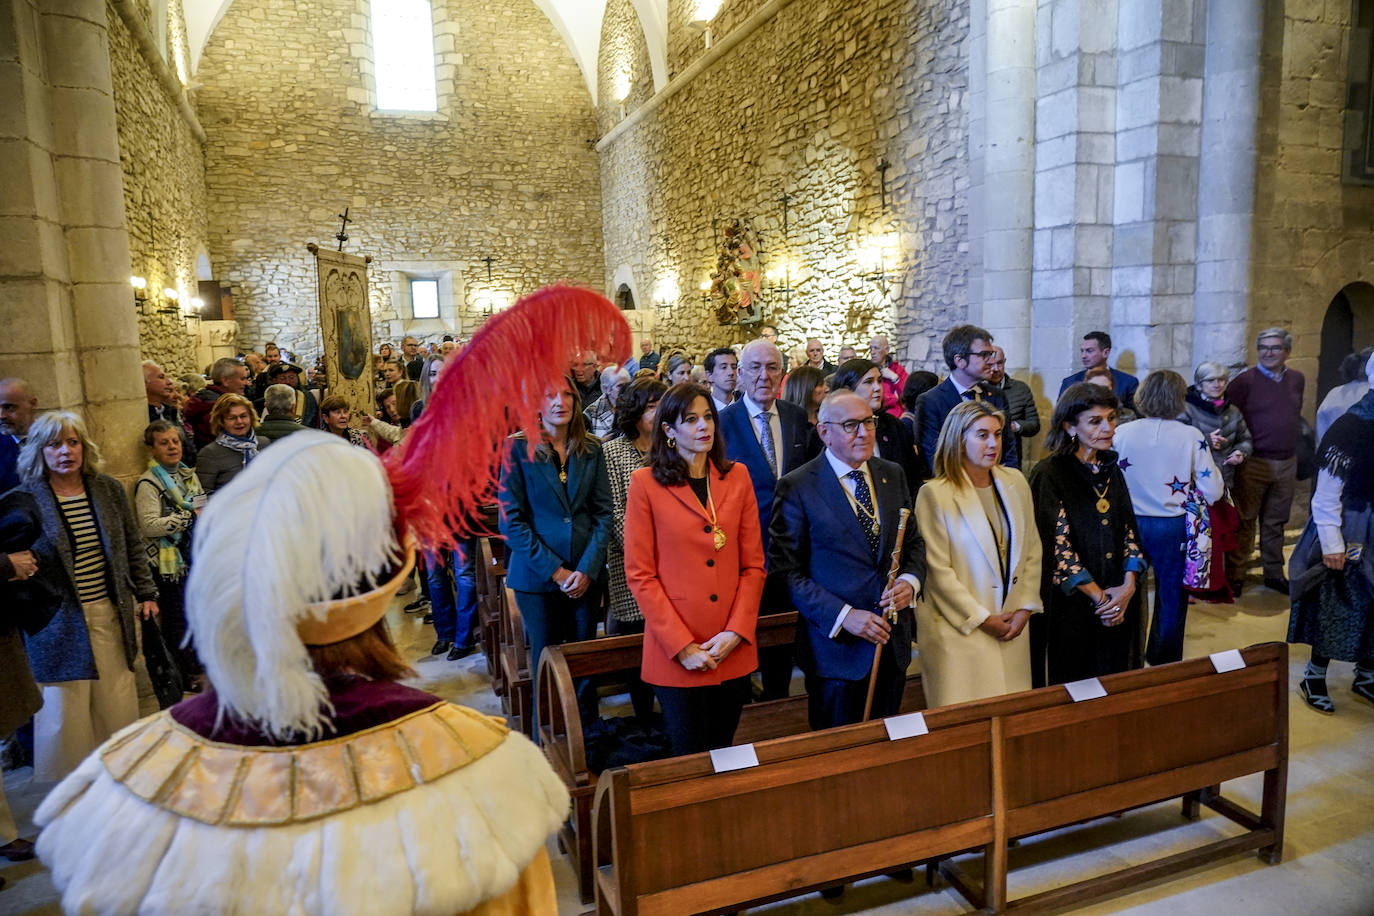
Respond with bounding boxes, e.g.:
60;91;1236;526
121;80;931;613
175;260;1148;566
427;546;478;646
516;587;600;730
605;617;656;721
1139;514;1188;666
153;569;199;678
1229;455;1296;581
654;675;751;756
805;644;906;731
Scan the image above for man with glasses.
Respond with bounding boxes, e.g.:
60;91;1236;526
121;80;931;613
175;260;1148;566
770;390;925;733
915;324;1020;469
1058;331;1139;410
986;345;1040;460
720;338;816;699
1226;328;1307;594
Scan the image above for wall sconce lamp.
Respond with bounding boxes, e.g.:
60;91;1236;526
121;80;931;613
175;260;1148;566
699;278;712;306
184;296;204;328
131;275;148;311
653;276;680;309
612;70;631;120
159;286;181;315
765;260;799;311
859;235;899;297
690;1;722;49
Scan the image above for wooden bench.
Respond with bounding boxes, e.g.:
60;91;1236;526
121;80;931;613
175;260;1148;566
591;642;1288;915
498;585;532;734
537;613;926;904
474;536;506;695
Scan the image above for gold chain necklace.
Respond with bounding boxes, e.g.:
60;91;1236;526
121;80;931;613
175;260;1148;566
1092;480;1111;514
706;476;726;551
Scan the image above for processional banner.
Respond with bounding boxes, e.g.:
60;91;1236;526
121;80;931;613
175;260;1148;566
310;244;373;425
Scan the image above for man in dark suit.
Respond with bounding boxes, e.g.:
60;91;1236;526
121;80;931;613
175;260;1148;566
1058;330;1138;409
0;378;38;493
915;324;1020;468
805;338;836;374
719;338;815;699
770;390;925;729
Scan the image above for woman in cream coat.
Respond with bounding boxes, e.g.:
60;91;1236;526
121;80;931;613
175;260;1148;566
915;401;1042;707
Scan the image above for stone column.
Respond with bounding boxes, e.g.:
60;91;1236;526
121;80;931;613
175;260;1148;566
1107;0;1206;376
1192;0;1262;369
979;0;1038;374
0;0;146;483
1030;0;1119;390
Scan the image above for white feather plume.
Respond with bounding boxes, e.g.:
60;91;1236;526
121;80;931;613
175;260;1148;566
185;431;399;740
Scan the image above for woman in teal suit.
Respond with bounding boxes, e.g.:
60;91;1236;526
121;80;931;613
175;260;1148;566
499;378;613;730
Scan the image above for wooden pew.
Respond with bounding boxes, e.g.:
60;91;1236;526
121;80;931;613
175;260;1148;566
537;613;926;904
499;585;532;734
475;536;506;695
591;643;1288;915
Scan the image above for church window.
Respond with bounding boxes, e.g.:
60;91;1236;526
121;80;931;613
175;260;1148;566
371;0;439;111
411;279;440;318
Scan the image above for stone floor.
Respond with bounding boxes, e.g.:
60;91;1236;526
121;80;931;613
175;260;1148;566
3;572;1372;915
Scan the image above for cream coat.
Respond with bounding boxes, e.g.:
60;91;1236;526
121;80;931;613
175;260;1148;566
915;467;1043;707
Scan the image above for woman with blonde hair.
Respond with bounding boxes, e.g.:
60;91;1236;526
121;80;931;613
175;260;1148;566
915;401;1042;707
195;394;268;496
8;411;158;780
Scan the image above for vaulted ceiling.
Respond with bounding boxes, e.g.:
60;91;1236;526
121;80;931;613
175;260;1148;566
181;0;667;103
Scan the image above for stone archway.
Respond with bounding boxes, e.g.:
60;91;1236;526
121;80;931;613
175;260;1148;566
614;283;635;310
1317;281;1374;401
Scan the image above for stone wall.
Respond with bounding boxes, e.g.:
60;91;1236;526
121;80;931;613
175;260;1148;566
196;0;604;361
108;0;210;378
1250;0;1374;410
597;0;971;368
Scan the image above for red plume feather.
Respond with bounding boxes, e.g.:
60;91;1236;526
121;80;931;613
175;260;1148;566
384;285;631;555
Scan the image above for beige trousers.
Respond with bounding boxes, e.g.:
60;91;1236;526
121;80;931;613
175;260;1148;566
34;598;138;782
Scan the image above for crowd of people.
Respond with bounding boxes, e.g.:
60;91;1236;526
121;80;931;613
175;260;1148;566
1;317;1371;875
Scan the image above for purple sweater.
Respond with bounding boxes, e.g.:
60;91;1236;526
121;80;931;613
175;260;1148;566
1227;366;1305;460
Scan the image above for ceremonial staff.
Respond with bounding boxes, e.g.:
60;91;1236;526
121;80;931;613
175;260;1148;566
863;507;910;721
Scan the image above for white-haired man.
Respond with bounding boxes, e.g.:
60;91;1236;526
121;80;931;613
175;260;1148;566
719;339;817;699
1226;327;1306;595
584;365;630;440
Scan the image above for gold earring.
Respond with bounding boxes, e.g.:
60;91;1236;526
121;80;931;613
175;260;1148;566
667;436;677;449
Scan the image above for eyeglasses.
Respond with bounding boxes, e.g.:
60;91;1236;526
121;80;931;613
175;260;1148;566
1256;345;1287;354
821;417;877;435
969;350;997;360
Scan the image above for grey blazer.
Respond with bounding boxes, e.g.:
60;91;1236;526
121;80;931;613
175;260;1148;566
16;474;158;683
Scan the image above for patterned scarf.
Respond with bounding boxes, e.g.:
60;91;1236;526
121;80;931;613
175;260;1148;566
149;461;204;579
215;431;260;466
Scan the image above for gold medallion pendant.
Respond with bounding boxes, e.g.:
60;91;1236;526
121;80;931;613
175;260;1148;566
713;526;727;551
1095;497;1110;514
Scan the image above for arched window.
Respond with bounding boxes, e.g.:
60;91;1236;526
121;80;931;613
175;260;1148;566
371;0;438;111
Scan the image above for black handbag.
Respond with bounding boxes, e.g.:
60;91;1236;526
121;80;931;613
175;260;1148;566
141;615;184;709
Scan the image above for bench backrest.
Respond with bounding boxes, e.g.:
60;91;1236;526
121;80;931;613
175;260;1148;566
595;642;1287;915
596;718;995;915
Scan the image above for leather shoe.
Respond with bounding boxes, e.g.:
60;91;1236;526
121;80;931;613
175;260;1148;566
447;642;476;661
431;639;452;656
0;837;36;861
819;884;845;900
404;597;429;613
1263;576;1289;595
422;613;434;624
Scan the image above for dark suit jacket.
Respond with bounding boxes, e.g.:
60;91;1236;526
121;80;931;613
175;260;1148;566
498;435;613;593
770;454;925;681
0;434;19;494
874;410;924;493
916;378;1020;469
719;397;815;558
1059;367;1139;410
13;474;158;683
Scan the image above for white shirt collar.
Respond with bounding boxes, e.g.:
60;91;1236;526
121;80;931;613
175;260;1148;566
744;395;774;419
950;374;979;396
824;448;868;481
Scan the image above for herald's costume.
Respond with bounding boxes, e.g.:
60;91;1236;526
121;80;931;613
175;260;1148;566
35;286;632;915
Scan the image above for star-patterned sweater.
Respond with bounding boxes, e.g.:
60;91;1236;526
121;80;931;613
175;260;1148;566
1112;418;1224;517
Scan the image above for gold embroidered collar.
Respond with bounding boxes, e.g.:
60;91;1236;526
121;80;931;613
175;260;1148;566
100;702;509;826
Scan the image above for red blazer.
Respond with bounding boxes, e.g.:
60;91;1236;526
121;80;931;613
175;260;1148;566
623;463;765;688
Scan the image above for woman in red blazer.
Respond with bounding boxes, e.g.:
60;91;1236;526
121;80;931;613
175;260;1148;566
624;383;765;755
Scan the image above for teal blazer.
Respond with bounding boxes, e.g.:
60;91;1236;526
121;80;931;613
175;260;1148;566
498;435;613;592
